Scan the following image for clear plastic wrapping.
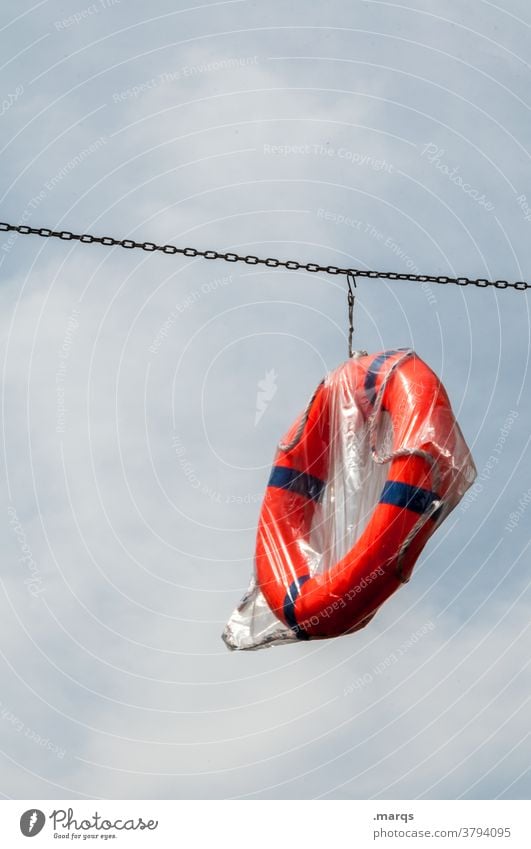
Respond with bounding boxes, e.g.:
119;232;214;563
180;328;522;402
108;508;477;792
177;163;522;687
223;349;477;651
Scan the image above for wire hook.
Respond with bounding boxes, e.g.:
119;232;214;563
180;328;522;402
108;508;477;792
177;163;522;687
347;273;356;357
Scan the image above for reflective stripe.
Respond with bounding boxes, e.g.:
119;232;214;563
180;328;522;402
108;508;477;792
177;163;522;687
380;480;438;514
364;348;408;405
268;465;325;503
283;575;311;635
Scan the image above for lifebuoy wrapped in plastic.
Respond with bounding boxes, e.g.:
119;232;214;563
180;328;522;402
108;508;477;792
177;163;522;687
223;348;477;651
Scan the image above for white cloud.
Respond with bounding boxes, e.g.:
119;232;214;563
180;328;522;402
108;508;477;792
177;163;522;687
0;0;529;800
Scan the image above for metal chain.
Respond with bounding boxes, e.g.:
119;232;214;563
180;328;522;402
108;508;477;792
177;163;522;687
1;221;529;290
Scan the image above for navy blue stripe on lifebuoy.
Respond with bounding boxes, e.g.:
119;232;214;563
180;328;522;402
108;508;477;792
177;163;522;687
364;348;409;406
283;575;311;635
379;480;438;514
268;465;325;503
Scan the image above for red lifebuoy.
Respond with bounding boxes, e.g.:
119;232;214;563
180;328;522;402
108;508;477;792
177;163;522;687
255;348;475;640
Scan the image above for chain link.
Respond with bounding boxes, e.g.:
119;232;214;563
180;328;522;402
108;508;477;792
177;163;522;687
0;221;529;290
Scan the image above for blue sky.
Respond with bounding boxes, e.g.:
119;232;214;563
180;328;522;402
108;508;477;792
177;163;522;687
0;0;530;799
